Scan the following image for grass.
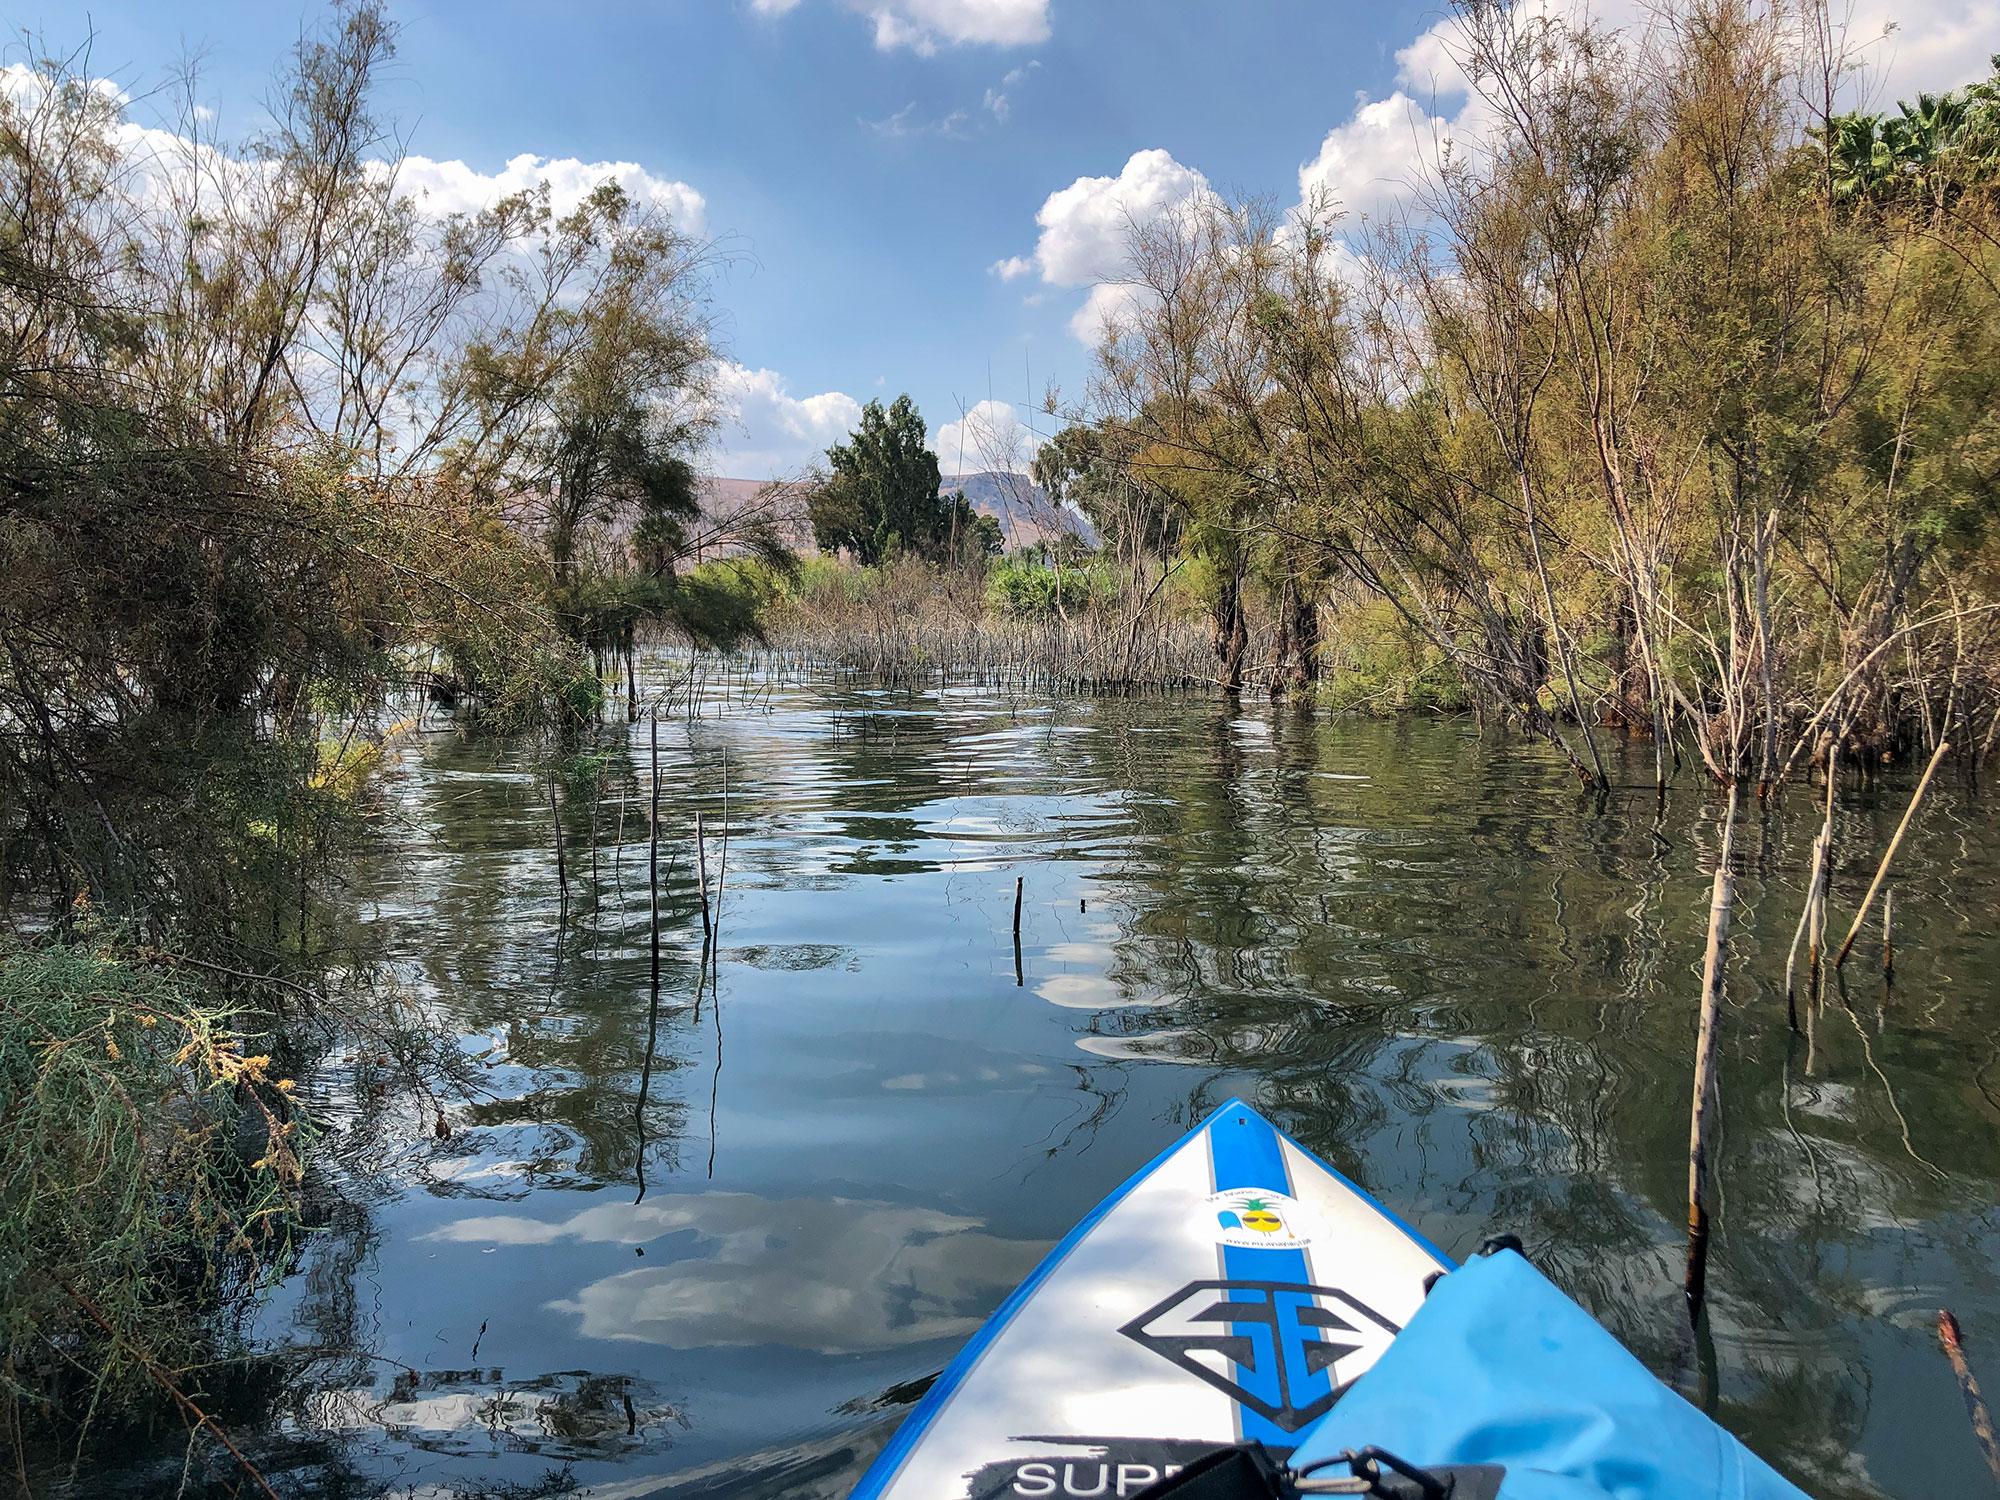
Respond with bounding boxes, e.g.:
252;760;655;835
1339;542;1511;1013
0;930;312;1476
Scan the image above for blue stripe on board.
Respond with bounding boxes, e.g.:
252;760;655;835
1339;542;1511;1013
845;1121;1202;1500
1206;1099;1290;1192
1206;1101;1332;1445
1221;1242;1325;1444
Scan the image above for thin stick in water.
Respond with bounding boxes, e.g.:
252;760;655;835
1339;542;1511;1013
711;753;730;977
649;713;662;987
1883;887;1894;983
1940;1310;2000;1489
1686;787;1739;1326
695;808;712;941
1783;826;1827;1032
1835;739;1949;968
1808;744;1839;1011
588;765;601;918
1012;875;1025;986
547;772;568;911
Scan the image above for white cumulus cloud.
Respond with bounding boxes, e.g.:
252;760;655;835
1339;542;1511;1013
1380;0;2000;138
393;152;706;233
1066;280;1155;345
1028;148;1212;288
755;0;1047;52
708;363;863;477
935;398;1035;474
849;0;1050;52
992;148;1210;344
1831;0;2000;98
1298;94;1453;226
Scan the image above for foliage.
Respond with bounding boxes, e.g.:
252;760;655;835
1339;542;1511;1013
1033;424;1178;568
965;507;1007;559
453;182;716;592
0;0;797;937
986;553;1122;618
1822;58;2000;204
808;395;992;564
1314;599;1474;714
436;181;798;660
767;552;1217;688
1075;0;2000;781
0;3;757;1463
1;9;460;911
0;936;309;1423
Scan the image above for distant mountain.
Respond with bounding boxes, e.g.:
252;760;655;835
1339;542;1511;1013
940;471;1097;550
695;470;1095;554
693;475;815;551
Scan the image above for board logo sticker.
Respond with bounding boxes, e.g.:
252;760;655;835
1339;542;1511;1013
962;1439;1221;1500
1118;1280;1402;1433
1204;1188;1313;1249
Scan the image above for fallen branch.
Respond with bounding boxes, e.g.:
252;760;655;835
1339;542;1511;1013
1835;739;1949;969
55;1276;282;1500
1939;1310;2000;1490
1686;787;1739;1326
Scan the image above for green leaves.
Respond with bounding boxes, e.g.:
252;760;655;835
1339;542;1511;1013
810;395;977;565
1822;58;2000;205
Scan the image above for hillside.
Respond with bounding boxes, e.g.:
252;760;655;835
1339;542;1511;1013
697;471;1092;553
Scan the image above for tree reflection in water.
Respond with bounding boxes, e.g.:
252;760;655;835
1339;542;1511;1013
80;669;2000;1498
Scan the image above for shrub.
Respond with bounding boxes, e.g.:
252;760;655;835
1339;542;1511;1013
985;555;1122;618
0;936;310;1432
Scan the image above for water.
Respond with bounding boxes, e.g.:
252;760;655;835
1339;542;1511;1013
171;677;2000;1497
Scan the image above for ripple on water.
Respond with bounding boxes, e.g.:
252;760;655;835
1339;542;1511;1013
162;671;2000;1500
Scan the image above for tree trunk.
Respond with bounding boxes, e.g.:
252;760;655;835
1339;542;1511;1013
1271;576;1296;699
1289;578;1320;691
1213;558;1248;691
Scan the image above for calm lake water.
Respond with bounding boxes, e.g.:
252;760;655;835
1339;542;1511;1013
146;674;2000;1497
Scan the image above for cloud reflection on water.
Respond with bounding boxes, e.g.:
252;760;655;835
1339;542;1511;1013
427;1193;1047;1353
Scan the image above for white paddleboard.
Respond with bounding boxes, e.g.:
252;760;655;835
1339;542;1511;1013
849;1099;1452;1500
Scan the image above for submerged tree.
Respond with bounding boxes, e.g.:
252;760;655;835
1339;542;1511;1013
0;1;802;1473
1076;0;2000;780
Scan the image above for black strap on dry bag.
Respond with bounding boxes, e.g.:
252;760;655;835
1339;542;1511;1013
1127;1443;1501;1500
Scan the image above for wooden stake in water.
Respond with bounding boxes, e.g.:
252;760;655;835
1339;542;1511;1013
1883;887;1894;983
695;809;713;941
1013;876;1025;988
1836;739;1949;969
636;714;665;1205
1686;787;1739;1326
649;712;662;987
1808;745;1839;1011
1939;1310;2000;1490
1784;825;1829;1032
547;773;568;911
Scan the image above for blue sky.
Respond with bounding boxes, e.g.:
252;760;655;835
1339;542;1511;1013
36;0;1991;477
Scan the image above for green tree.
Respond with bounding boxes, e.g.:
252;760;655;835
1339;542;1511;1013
808;395;973;563
452;180;716;591
964;505;1005;559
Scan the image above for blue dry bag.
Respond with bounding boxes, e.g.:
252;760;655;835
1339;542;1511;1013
1287;1249;1812;1500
